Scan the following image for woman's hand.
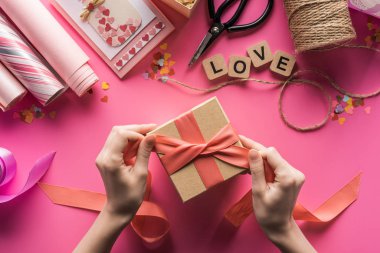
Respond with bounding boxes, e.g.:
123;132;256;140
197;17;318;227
96;124;156;221
240;135;316;253
74;124;156;253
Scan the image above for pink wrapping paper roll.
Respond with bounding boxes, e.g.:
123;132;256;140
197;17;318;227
0;0;98;96
0;15;66;106
0;62;26;111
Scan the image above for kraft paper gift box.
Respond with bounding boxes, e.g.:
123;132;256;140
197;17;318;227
149;97;247;202
160;0;200;18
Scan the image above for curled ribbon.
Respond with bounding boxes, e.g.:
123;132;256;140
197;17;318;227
39;143;170;244
0;147;55;203
224;173;362;227
80;0;105;21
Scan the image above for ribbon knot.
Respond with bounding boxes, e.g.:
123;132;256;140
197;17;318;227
155;123;250;176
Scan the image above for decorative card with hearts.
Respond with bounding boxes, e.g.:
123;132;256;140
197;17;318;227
85;0;142;47
50;0;174;78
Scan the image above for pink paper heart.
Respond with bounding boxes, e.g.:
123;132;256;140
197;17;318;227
98;5;106;12
97;26;105;34
149;28;156;36
102;31;111;40
107;17;115;24
134;19;142;27
110;30;117;37
123;30;132;37
95;10;101;19
136;41;143;48
127;18;134;24
116;29;124;36
122;54;129;61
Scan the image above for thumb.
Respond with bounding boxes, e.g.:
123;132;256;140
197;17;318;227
134;135;156;174
249;149;267;194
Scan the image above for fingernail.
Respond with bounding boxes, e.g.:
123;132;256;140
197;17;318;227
249;149;260;160
146;135;156;147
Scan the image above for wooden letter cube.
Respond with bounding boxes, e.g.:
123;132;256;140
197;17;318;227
270;51;296;77
202;54;228;80
228;55;251;79
247;40;273;68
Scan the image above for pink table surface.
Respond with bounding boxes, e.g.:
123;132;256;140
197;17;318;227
1;1;380;252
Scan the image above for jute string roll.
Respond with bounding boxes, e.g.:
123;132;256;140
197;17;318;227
283;0;357;52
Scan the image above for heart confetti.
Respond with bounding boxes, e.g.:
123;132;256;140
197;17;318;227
101;81;110;90
331;94;373;126
364;17;380;47
100;95;108;103
12;105;57;124
160;43;168;50
141;42;176;84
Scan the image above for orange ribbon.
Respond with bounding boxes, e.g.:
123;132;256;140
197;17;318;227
224;173;362;227
154;113;362;227
39;169;169;244
155;120;250;181
39;117;362;242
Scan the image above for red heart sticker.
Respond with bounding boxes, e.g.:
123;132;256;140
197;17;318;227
129;47;136;55
87;3;94;11
116;60;123;67
142;34;149;42
102;9;110;16
120;24;128;32
155;22;163;29
99;17;106;25
118;36;126;44
105;23;112;32
106;37;113;46
129;25;136;33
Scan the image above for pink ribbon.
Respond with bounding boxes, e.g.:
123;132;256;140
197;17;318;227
0;147;55;203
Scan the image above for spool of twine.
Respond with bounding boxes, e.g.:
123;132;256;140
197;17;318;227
283;0;357;52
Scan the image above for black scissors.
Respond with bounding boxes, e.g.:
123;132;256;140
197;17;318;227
189;0;274;66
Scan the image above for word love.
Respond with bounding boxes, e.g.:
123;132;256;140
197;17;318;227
202;41;296;80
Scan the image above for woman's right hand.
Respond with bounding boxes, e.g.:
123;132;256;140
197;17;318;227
240;135;316;253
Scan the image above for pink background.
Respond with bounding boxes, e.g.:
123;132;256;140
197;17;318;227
1;0;380;252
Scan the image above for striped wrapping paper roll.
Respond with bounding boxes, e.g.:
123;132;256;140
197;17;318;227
0;62;26;111
0;15;65;106
1;0;98;97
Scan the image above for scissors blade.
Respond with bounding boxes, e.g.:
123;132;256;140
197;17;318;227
188;32;213;67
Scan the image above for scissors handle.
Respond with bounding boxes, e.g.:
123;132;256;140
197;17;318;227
228;0;274;32
208;0;274;32
208;0;247;27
